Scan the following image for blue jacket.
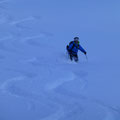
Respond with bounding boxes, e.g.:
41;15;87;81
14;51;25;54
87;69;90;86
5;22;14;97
68;41;86;54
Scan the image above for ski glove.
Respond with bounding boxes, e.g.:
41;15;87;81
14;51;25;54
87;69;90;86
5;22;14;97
84;52;87;55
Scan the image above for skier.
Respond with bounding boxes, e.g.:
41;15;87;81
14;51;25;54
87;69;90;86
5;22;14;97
66;37;87;62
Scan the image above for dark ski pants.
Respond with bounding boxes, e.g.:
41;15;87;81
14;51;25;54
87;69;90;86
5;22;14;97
66;45;78;62
69;53;78;62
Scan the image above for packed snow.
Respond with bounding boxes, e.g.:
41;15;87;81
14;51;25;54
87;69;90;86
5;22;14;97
0;0;120;120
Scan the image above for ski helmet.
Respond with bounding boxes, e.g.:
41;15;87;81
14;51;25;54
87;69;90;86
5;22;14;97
74;37;79;41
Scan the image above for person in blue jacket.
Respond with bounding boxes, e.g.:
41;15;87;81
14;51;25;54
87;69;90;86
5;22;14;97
66;37;87;62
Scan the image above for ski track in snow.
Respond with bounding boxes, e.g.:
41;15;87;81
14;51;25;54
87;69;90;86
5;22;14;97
0;1;119;120
0;70;85;120
0;34;119;120
1;61;119;120
9;16;39;30
0;74;74;120
0;0;9;4
10;16;36;25
45;72;76;90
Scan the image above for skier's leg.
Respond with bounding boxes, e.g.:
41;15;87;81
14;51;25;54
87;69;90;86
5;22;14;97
66;45;73;61
70;54;73;61
67;48;73;61
74;54;78;62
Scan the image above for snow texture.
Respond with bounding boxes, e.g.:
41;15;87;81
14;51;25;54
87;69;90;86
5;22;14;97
0;0;120;120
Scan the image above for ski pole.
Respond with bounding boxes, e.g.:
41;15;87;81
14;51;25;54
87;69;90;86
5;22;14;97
85;55;88;61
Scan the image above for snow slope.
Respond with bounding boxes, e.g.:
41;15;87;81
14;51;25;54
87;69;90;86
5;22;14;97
0;0;120;120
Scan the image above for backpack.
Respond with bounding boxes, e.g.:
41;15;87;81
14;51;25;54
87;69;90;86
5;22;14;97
67;41;75;51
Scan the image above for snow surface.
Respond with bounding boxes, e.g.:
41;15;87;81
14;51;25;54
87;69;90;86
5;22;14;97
0;0;120;120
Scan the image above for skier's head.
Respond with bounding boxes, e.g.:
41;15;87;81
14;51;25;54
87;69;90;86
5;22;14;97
74;37;79;44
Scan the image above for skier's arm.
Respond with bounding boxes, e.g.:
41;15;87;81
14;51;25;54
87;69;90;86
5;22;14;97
78;45;86;54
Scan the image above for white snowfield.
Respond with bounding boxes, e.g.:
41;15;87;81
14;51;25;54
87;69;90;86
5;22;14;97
0;0;120;120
